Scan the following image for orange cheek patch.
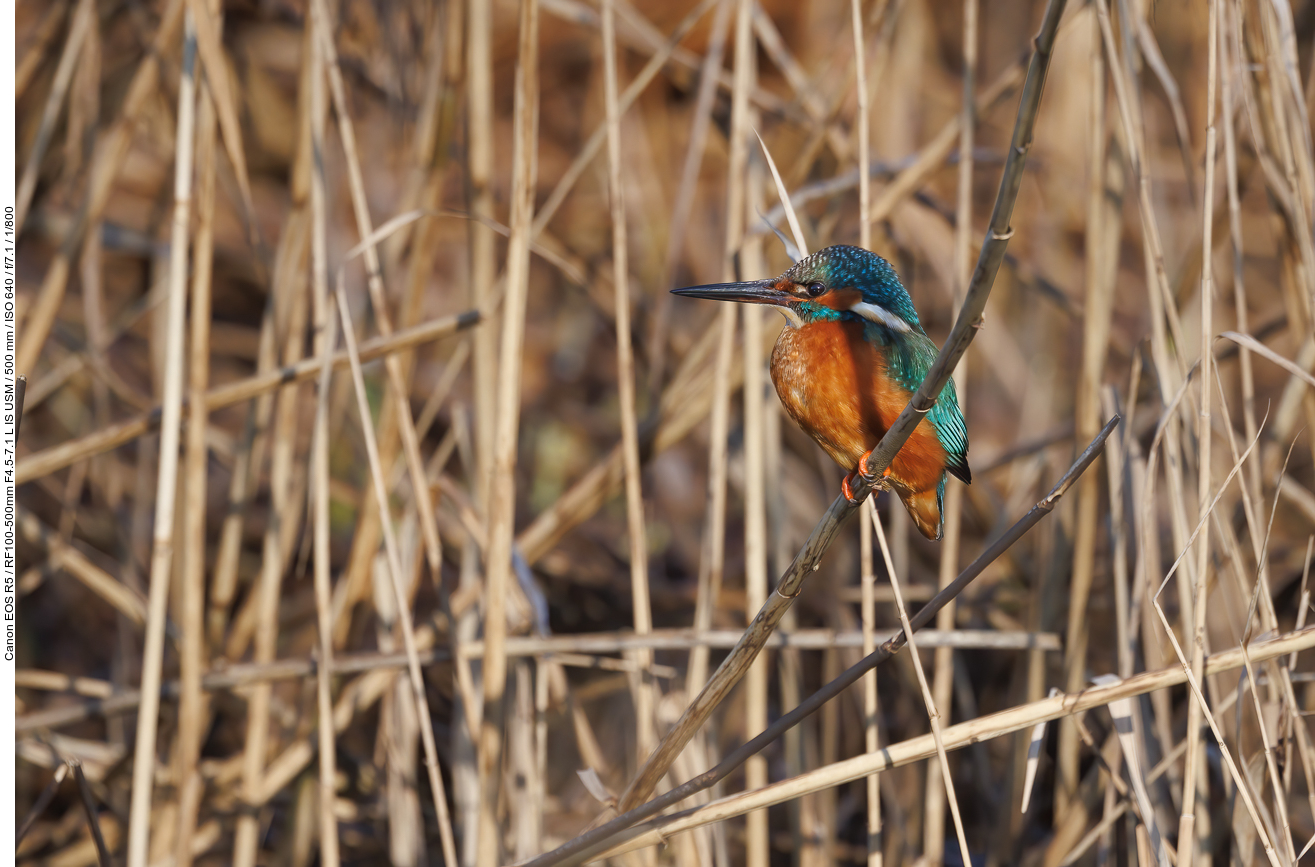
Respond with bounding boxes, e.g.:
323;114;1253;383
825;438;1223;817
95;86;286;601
817;288;863;311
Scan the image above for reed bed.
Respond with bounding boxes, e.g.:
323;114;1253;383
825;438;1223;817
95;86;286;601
12;0;1315;865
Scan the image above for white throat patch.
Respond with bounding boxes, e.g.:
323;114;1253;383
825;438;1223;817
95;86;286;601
851;301;912;332
777;306;804;329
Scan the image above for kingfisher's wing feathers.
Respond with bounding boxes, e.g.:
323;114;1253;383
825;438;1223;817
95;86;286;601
881;329;971;483
931;380;972;484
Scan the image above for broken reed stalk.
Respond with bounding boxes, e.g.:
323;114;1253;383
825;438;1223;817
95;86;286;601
478;1;539;864
16;309;480;483
307;13;341;865
525;414;1118;867
613;0;1069;815
16;762;69;849
332;286;459;865
601;0;656;763
125;12;196;867
72;762;112;867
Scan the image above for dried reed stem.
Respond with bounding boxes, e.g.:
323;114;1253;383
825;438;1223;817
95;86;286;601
1056;0;1118;824
173;19;219;861
850;4;879;860
1177;0;1221;862
924;0;976;855
125;12;196;866
601;0;656;764
742;173;769;867
477;1;539;863
683;0;745;701
467;0;497;520
307;11;340;863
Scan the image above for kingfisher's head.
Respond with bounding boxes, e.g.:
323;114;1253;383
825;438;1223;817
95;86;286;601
672;245;921;333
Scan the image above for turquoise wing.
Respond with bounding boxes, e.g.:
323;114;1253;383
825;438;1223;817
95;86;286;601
869;324;972;484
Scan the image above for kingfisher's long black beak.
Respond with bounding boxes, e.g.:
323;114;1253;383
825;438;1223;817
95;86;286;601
671;280;791;306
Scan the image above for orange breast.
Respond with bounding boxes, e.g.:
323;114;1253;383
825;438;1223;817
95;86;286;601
770;319;947;494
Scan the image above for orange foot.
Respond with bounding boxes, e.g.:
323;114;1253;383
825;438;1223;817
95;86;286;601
842;451;890;503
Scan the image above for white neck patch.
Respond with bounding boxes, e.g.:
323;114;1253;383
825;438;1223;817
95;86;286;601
850;301;912;332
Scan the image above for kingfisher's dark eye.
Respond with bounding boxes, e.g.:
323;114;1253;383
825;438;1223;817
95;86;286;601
805;281;826;297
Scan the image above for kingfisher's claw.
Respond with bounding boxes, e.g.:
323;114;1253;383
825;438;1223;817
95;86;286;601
841;472;862;505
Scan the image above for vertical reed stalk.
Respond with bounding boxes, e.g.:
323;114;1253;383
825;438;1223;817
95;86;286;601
851;4;879;864
741;161;769;867
462;2;496;850
1221;0;1262;515
683;0;747;700
1179;2;1220;863
925;0;976;857
1058;0;1118;824
125;12;196;866
478;2;539;864
307;11;340;864
601;0;656;764
859;502;881;867
174;19;219;861
467;0;498;513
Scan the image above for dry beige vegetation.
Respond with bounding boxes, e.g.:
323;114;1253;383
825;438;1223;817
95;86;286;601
11;0;1315;865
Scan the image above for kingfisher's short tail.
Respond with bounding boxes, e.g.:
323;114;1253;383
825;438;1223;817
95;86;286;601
898;480;944;541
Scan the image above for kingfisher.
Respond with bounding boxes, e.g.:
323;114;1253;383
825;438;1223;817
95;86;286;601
672;245;970;540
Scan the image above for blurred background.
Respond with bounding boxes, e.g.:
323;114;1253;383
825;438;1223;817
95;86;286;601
13;0;1315;864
